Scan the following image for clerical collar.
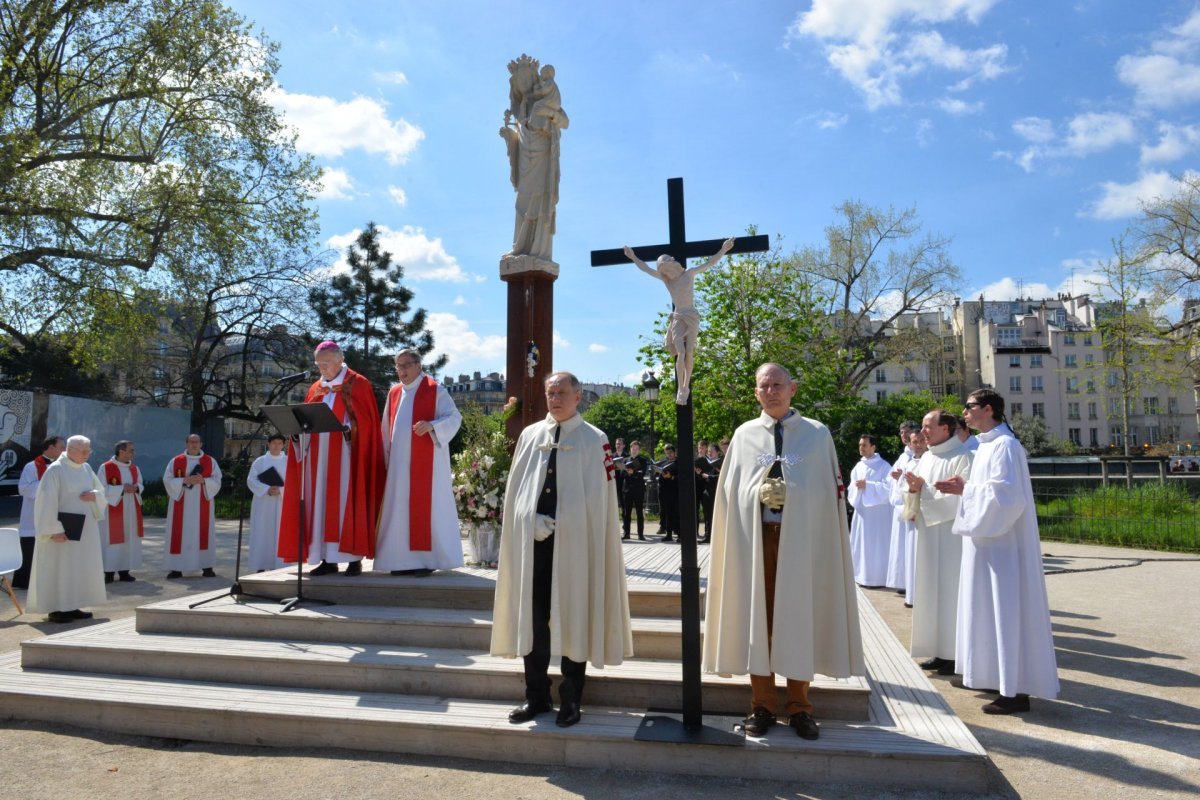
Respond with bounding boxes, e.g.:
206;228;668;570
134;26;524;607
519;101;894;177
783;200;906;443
543;413;582;434
977;423;1012;443
928;437;964;456
321;365;348;387
757;408;797;429
402;373;426;391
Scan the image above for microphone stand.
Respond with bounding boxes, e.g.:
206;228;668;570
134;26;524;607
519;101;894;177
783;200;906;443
190;373;309;609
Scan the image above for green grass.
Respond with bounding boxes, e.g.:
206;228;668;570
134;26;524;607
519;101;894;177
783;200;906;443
140;481;249;520
1036;482;1200;552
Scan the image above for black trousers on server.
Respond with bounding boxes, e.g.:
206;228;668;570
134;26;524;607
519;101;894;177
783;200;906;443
522;534;587;705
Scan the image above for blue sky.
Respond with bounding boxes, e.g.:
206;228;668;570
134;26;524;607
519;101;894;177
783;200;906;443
228;0;1200;384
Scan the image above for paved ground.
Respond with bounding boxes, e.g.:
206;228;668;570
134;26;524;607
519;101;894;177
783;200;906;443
0;517;1197;800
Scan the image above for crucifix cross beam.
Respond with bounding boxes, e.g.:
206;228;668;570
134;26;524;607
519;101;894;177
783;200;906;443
590;177;769;267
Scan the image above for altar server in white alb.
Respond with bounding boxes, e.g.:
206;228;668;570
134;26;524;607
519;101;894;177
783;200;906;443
940;389;1059;714
492;371;632;728
163;433;222;579
884;421;917;597
375;349;463;576
28;435;108;623
904;410;972;676
14;435;65;589
847;434;892;588
246;433;288;571
704;363;863;741
100;440;143;583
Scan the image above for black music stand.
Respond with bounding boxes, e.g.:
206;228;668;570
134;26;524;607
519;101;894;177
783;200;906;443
261;402;346;613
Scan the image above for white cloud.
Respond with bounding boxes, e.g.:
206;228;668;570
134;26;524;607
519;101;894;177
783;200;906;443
1086;171;1183;220
316;166;354;200
1012;116;1054;144
387;185;408;206
267;87;424;165
788;0;1007;109
1140;122;1200;164
553;330;570;348
1063;112;1137;157
425;312;506;376
1116;10;1200;109
588;343;609;353
936;97;982;115
815;111;849;130
453;295;466;306
374;70;409;85
915;118;934;147
326;224;474;282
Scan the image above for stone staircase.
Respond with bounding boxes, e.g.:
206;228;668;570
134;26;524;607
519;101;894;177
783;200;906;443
0;555;990;792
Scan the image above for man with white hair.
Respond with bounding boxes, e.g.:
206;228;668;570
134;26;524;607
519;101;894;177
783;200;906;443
28;435;108;623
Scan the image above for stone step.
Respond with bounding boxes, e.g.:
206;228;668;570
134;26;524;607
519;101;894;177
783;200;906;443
135;594;687;659
19;618;869;719
0;652;988;793
238;568;698;618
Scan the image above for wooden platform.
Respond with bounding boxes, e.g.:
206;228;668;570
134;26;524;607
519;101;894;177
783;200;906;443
0;540;989;792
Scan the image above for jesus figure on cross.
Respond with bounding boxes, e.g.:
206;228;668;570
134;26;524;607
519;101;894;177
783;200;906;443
623;237;734;405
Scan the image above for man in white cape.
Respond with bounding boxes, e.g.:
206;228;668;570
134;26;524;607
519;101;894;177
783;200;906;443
163;434;222;578
375;349;462;575
246;434;288;571
703;363;863;741
905;410;972;676
884;422;917;597
848;434;892;588
100;440;143;582
28;435;108;623
491;371;632;728
941;389;1059;714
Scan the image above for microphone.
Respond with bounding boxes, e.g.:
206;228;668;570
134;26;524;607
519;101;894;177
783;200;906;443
275;370;314;383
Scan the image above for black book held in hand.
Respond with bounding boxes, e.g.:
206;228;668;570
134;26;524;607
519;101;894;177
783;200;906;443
185;461;204;489
257;466;284;487
57;511;86;541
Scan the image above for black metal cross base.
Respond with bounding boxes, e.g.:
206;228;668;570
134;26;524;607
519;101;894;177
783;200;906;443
592;177;768;744
636;709;745;746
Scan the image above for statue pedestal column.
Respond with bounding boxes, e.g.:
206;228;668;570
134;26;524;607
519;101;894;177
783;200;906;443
501;260;558;445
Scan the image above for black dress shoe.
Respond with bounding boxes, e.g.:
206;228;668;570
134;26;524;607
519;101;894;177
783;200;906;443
637;535;646;541
951;677;999;694
166;571;183;579
309;561;339;576
896;589;906;595
201;567;216;578
740;706;775;737
904;602;913;608
555;700;581;727
69;609;93;620
936;660;958;676
982;694;1030;715
508;701;553;723
104;572;114;584
344;560;363;577
789;711;820;740
918;657;951;671
118;571;135;582
46;611;73;624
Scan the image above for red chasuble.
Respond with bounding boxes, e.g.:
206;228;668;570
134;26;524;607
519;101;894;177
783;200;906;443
386;375;439;551
169;454;213;553
278;368;385;561
34;455;51;479
104;460;143;545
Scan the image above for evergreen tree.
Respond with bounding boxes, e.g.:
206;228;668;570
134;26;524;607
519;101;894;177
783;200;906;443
309;222;447;391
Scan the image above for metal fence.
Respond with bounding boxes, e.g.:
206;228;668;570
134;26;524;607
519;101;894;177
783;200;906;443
1031;475;1200;552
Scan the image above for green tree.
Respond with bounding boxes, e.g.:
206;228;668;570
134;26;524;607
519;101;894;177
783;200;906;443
1136;173;1200;295
791;201;961;394
582;392;649;449
309;221;446;393
831;390;960;468
1009;413;1075;457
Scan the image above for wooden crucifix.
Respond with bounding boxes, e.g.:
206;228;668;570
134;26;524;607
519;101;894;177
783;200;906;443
591;177;768;744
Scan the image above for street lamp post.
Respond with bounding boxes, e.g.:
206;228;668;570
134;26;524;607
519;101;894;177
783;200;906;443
641;371;662;516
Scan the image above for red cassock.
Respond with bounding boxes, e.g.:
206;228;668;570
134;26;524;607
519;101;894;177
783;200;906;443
277;368;386;561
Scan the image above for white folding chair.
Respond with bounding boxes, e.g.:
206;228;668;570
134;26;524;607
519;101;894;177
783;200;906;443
0;527;24;615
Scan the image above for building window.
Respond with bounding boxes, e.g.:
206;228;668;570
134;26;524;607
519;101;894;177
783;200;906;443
1068;402;1080;420
946;360;956;374
1068;428;1082;446
1088;402;1098;420
1143;397;1159;415
1087;378;1096;394
876;390;888;402
1108;397;1121;416
1065;354;1077;367
1010;376;1022;393
875;368;886;383
1032;375;1044;393
1089;428;1099;447
998;327;1020;346
1149;426;1161;445
1084;353;1094;365
1009;355;1021;368
1064;333;1076;345
1033;402;1045;418
1066;377;1079;394
903;367;916;382
1011;402;1024;416
1084;334;1093;346
1168;397;1179;415
1030;355;1043;368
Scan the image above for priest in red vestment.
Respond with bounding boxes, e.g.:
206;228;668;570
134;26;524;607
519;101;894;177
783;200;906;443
277;341;386;575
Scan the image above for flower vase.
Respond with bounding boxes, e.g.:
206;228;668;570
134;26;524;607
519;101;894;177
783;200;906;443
469;521;498;566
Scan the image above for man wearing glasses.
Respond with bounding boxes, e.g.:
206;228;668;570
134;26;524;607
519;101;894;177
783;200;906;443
937;390;1059;714
375;349;463;576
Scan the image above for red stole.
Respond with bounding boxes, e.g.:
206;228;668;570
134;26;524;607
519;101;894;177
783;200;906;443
170;453;213;554
387;376;438;551
34;455;51;479
306;380;350;543
104;461;143;545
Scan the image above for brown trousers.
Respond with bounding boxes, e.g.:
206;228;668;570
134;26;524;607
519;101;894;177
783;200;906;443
748;521;813;716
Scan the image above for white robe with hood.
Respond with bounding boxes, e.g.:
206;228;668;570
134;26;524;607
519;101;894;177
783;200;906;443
885;448;915;592
848;452;893;587
703;410;864;681
28;454;108;613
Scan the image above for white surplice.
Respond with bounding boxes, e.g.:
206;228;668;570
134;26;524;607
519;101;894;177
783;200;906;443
101;459;143;572
953;424;1059;699
163;452;222;571
885;448;914;592
27;455;108;613
374;375;463;572
848;453;893;587
246;452;287;571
